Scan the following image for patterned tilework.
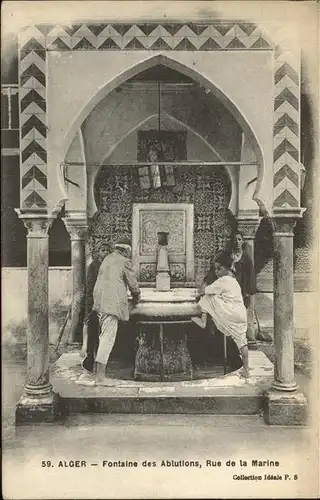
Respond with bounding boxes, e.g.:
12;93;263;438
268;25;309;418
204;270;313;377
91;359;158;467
31;22;272;52
90;165;236;281
273;47;301;208
19;26;47;209
18;22;300;211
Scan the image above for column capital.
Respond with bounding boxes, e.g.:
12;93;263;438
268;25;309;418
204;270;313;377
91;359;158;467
237;213;261;239
272;208;305;236
15;210;55;238
63;217;88;241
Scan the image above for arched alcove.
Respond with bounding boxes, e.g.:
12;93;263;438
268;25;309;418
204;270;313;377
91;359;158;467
61;54;265;211
83;111;241;218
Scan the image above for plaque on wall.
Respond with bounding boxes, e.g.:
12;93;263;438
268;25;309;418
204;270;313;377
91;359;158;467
137;130;187;190
139;209;186;255
132;203;194;284
137;130;187;162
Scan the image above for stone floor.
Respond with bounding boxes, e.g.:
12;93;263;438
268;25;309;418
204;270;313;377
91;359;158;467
52;348;273;397
48;348;278;416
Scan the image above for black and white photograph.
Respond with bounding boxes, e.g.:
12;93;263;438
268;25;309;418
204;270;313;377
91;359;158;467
2;1;319;498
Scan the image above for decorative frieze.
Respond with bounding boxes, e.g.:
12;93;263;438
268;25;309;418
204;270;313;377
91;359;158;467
22;22;273;52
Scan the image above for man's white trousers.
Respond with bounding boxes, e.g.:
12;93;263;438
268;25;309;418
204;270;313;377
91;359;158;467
95;314;118;365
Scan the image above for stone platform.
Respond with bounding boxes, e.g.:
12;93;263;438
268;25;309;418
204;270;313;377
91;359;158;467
51;348;274;416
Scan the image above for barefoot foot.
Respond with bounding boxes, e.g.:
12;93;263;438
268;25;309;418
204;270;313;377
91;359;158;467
76;372;96;386
238;368;250;379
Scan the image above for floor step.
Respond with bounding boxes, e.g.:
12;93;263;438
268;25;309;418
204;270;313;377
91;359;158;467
52;348;274;416
61;394;265;415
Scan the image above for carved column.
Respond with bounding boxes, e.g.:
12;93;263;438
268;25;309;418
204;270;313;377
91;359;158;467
63;216;88;344
237;213;261;341
15;212;59;423
264;209;307;425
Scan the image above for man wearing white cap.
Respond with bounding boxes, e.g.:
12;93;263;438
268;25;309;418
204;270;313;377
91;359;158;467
78;237;140;385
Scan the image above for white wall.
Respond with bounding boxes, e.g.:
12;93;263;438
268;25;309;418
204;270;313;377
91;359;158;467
64;132;87;213
2;268;72;346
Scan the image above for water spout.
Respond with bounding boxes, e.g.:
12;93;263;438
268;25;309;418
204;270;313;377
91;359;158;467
156;231;170;291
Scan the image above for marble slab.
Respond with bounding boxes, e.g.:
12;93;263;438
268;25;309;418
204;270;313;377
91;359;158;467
130;287;198;303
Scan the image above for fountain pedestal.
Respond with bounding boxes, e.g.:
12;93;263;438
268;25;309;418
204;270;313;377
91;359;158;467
130;288;200;382
134;321;193;382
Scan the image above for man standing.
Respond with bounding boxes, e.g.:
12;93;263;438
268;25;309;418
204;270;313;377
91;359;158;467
80;245;109;373
78;237;140;385
200;232;255;306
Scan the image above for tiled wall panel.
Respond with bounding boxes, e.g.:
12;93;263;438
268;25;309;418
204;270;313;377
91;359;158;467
273;47;300;208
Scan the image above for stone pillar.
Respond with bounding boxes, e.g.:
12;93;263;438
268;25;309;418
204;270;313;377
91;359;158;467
63;216;88;344
271;214;299;391
264;209;307;425
15;212;60;423
237;213;261;341
82;216;94;355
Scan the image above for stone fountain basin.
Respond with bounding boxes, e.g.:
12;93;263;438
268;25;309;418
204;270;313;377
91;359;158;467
129;288;201;321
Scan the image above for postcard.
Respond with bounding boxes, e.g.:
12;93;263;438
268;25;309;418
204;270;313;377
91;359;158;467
2;1;319;498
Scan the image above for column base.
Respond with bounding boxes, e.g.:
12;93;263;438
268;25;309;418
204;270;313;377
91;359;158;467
263;389;307;426
271;379;298;392
15;391;61;425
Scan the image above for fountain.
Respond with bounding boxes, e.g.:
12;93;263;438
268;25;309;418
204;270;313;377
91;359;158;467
131;224;200;382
